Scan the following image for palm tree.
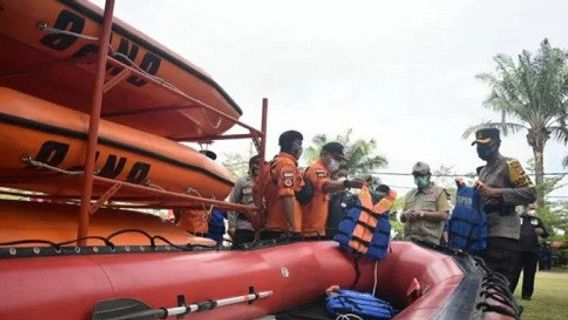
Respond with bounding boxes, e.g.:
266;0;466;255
303;129;388;175
464;39;568;206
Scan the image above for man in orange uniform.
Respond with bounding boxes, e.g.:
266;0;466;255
260;130;304;240
302;142;365;236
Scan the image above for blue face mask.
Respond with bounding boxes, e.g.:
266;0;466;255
414;176;430;189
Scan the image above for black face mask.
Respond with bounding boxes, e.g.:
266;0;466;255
476;143;498;161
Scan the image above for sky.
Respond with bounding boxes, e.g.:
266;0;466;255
92;0;568;199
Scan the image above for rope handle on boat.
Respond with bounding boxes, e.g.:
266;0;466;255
0;229;219;256
91;290;273;320
472;256;523;318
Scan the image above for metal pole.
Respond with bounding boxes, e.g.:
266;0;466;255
253;98;268;229
77;0;115;245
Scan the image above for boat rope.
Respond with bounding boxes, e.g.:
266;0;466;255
36;22;100;41
200;107;223;129
472;256;522;319
372;260;379;296
0;228;220;258
35;22;179;91
335;314;364;320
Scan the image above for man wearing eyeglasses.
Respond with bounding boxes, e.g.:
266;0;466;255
401;161;450;245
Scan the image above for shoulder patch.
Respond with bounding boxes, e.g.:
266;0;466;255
506;159;532;187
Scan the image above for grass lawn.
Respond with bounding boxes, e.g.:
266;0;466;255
513;269;568;320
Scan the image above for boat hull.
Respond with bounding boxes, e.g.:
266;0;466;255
0;237;520;320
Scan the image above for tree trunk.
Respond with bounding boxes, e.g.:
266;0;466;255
532;146;545;207
527;128;549;207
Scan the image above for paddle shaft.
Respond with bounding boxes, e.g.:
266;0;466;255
105;290;273;320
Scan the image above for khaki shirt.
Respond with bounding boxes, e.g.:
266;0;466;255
477;154;537;240
227;176;255;231
403;183;450;245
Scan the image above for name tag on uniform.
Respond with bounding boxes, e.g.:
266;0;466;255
531;219;538;226
243;187;253;194
283;172;294;178
316;170;327;178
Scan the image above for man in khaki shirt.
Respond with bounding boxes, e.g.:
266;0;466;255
401;162;450;245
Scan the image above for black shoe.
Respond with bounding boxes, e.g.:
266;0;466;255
522;296;531;301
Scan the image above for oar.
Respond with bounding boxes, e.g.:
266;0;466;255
92;290;273;320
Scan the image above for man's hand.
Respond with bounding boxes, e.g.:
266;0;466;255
455;177;465;188
535;227;545;236
475;181;502;198
401;210;419;222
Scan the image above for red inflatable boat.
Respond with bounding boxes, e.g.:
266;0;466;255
0;200;520;320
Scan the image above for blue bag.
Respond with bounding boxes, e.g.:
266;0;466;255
326;289;397;320
447;186;487;253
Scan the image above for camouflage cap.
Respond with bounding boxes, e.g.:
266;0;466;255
411;161;431;175
471;128;500;145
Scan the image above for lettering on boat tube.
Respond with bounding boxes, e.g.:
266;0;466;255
40;9;162;87
34;140;151;184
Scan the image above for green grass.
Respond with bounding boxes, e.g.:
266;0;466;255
513;269;568;320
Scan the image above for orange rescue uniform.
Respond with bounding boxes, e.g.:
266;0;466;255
301;159;331;235
262;152;304;232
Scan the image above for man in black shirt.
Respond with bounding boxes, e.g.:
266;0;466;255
510;203;549;300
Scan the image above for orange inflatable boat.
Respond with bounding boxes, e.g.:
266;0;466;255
0;87;233;199
0;0;242;139
0;199;216;247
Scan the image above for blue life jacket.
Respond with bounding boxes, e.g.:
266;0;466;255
326;289;397;320
207;209;226;243
333;188;393;260
447;186;487;253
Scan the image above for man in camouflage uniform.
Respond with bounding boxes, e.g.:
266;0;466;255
470;128;536;292
401;162;450;245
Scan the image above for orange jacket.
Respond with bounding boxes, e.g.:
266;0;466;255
261;152;304;232
301;159;331;235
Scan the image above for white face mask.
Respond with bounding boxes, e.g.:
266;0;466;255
328;158;341;173
527;209;536;215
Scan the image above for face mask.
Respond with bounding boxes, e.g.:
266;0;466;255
476;143;497;161
414;176;430;189
527;209;536;215
327;158;340;173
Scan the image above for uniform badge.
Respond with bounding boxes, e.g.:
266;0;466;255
507;159;532;187
316;170;327;178
284;178;293;187
531;219;538;226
